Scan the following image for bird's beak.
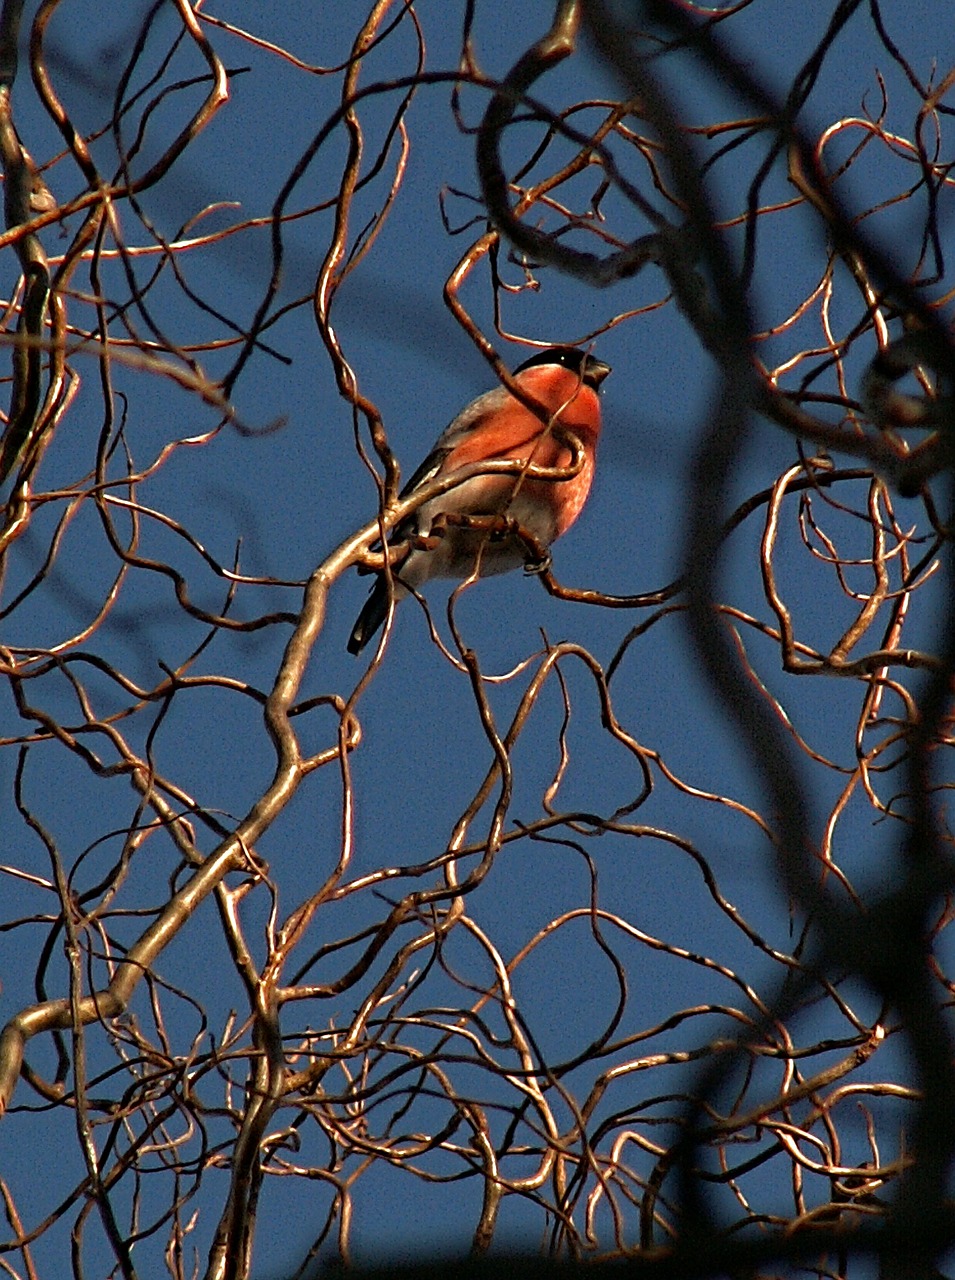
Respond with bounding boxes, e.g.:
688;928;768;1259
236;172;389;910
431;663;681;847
588;358;612;389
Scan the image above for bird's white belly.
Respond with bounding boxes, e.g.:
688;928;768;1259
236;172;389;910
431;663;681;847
404;478;558;583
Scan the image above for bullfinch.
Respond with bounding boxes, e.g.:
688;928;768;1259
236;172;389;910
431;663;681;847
347;346;611;654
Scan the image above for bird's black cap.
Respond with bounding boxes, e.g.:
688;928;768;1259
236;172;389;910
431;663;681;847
514;346;612;390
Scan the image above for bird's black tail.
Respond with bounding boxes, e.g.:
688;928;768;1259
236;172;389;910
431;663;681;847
347;579;390;654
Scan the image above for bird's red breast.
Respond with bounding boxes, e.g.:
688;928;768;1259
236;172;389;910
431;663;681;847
441;362;602;537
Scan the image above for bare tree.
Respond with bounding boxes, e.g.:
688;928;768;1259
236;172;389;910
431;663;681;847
0;2;953;1278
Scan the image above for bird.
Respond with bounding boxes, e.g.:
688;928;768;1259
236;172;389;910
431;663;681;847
347;346;611;654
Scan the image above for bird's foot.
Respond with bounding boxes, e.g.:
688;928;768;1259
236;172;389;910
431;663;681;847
430;511;515;538
412;518;450;551
523;549;552;576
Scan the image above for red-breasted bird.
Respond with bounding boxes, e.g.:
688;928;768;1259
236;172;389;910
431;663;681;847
347;346;611;654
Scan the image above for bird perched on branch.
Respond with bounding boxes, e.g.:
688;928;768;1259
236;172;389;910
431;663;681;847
347;346;611;654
